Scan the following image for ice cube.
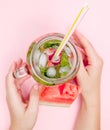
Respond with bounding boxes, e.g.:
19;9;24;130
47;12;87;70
34;65;40;74
33;50;41;63
64;46;72;57
47;67;56;77
39;53;47;67
59;66;70;73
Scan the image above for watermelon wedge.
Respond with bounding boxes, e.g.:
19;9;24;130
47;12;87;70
39;82;81;107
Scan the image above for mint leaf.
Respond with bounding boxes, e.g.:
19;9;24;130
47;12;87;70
43;40;60;49
39;67;47;76
61;51;70;67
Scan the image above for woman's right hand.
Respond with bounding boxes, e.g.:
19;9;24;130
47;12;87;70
73;30;103;106
72;31;103;130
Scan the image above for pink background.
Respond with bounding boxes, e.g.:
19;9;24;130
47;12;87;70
0;0;110;130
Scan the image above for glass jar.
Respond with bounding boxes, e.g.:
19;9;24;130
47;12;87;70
26;33;80;86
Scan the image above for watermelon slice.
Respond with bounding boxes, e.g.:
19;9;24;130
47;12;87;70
39;82;81;107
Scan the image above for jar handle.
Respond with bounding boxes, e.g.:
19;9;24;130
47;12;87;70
13;65;29;78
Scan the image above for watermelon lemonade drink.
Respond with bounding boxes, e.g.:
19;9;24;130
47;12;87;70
27;33;80;86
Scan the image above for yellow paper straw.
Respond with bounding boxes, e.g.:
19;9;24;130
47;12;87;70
53;3;89;58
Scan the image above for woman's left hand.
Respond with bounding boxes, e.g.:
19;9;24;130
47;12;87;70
6;59;40;130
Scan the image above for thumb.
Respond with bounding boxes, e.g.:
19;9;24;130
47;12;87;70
27;85;39;114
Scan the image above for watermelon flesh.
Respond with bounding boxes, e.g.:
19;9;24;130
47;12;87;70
39;82;81;107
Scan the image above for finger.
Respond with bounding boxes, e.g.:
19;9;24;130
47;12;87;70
8;61;17;76
71;35;86;57
71;34;84;50
15;59;30;86
73;30;99;65
76;52;87;80
16;58;23;69
27;85;39;114
6;62;16;83
6;62;18;94
6;62;23;105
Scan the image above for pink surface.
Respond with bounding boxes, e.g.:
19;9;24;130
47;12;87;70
0;0;110;130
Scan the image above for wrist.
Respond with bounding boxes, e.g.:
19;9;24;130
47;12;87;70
81;92;100;108
9;126;22;130
9;125;32;130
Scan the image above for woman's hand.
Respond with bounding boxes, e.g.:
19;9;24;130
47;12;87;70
72;31;103;130
73;30;103;106
6;59;40;130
